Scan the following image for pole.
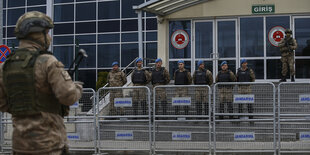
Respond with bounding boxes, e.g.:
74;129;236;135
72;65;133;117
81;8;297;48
137;10;143;63
0;0;3;45
75;39;79;81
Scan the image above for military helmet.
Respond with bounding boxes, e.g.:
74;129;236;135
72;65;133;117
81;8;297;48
285;29;292;34
14;11;54;39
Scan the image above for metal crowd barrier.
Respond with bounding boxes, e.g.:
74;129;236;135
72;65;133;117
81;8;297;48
65;88;97;152
278;82;310;154
213;82;276;154
96;86;152;155
153;85;212;154
0;113;12;152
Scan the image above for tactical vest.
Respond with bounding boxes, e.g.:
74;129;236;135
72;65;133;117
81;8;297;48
237;68;251;82
151;67;165;84
194;69;209;85
175;69;189;85
2;48;67;117
132;69;146;84
217;70;232;82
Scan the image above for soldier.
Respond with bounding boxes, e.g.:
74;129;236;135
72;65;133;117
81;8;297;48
236;59;255;119
279;29;298;82
131;58;151;115
0;11;83;155
107;61;127;115
174;60;192;115
193;60;213;115
216;61;236;119
151;58;170;115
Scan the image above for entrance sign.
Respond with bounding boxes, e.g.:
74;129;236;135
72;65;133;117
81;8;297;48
171;30;190;49
0;45;11;63
268;26;286;47
252;5;275;14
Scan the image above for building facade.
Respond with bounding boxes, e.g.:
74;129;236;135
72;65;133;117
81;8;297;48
2;0;158;89
136;0;310;82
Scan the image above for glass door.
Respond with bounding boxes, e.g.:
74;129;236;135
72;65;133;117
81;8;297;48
194;19;237;81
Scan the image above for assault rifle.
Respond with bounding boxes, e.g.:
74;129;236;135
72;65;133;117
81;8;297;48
284;38;294;53
68;49;88;78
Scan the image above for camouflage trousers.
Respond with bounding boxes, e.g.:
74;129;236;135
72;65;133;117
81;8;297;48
133;84;147;115
195;87;210;115
109;89;124;115
238;86;253;118
175;88;189;115
218;87;233;118
154;86;168;115
13;149;63;155
281;53;295;76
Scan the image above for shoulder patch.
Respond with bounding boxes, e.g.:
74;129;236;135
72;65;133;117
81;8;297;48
56;61;65;68
62;71;71;81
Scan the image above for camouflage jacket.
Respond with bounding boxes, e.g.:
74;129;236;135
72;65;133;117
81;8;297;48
0;40;83;153
107;69;127;87
279;37;298;56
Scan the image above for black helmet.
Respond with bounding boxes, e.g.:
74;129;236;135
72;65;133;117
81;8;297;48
14;11;54;39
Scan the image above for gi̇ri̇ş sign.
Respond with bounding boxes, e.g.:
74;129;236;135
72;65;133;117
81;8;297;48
252;4;275;14
171;30;190;49
268;26;286;47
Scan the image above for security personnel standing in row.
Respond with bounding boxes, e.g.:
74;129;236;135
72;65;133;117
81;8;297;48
107;61;127;115
0;11;83;154
132;58;151;115
216;61;236;119
193;60;213;115
151;58;170;115
279;29;298;82
174;60;192;115
236;59;255;119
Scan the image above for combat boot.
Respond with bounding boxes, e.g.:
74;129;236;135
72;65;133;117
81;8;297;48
291;76;295;82
279;76;286;82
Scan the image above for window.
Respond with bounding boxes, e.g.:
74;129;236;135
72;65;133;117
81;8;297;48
7;8;25;26
122;20;138;31
169;21;191;59
53;46;74;68
98;33;120;43
54;23;74;35
8;0;25;7
27;6;46;13
76;35;96;44
98;1;120;19
146;18;157;30
266;16;290;56
267;59;288;79
121;0;144;18
76;3;96;21
6;27;15;38
296;59;310;78
75;22;96;34
78;70;96;89
53;36;74;45
54;4;74;22
295;18;310;56
240;17;264;57
121;43;138;67
195;22;213;58
122;33;138;42
146;43;157;60
27;0;46;6
243;60;264;79
146;32;157;41
98;44;120;68
98;20;120;33
218;21;236;58
54;0;74;4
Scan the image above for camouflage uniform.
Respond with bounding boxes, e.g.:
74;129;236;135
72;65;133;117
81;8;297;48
151;67;170;115
107;69;127;115
174;69;192;115
193;68;213;115
0;12;82;154
279;35;298;80
131;67;151;115
216;70;236;119
236;67;255;118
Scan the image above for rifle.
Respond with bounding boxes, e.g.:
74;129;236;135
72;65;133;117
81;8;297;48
68;49;88;78
284;38;294;53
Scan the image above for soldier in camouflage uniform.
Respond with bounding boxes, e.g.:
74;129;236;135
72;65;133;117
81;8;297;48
236;59;255;119
193;60;213;115
216;61;236;119
107;61;127;115
279;29;298;82
131;58;151;115
174;60;192;115
151;58;170;115
0;11;83;155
